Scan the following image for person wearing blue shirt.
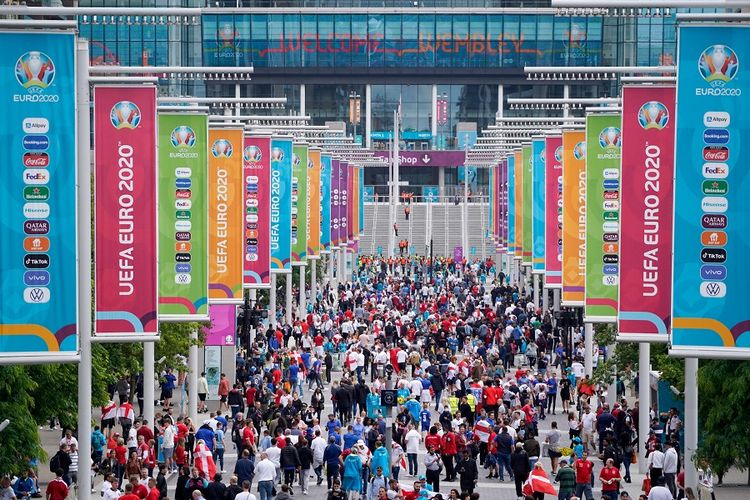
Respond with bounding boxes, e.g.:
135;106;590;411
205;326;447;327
366;389;382;419
91;426;107;464
547;376;559;415
343;426;359;451
288;362;302;396
195;422;215;451
419;404;432;433
352;417;365;439
323;437;343;490
214;412;228;430
326;414;342;436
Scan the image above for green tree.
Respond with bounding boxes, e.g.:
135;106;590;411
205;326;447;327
0;366;45;476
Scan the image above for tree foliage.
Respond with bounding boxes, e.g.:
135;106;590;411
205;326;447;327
695;360;750;483
0;366;46;476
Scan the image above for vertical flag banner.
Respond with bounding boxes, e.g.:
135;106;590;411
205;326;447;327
514;151;523;260
271;136;292;273
291;143;308;264
584;114;622;323
489;166;494;242
500;159;507;253
507;155;516;256
351;166;359;240
545;136;563;288
320;153;332;252
203;304;236;347
243;135;271;288
208;128;243;304
618;86;675;342
341;162;350;244
94;86;158;336
561;131;586;306
331;158;341;248
672;25;750;355
358;166;364;237
532;139;546;274
158;113;209;320
522;146;533;266
0;32;78;356
307;148;321;258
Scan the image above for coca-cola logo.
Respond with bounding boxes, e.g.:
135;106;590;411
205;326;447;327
703;146;729;161
23;152;49;167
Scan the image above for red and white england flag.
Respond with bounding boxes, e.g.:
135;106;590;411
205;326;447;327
522;467;557;496
117;402;135;421
101;401;117;421
194;441;216;479
473;421;492;443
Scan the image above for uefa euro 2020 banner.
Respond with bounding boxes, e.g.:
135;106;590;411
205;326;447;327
0;32;78;357
95;86;158;337
544;136;563;288
158;113;209;321
499;159;507;253
514;151;523;260
270;136;292;273
358;165;364;237
340;161;350;244
561;131;586;307
320;153;332;252
243;135;271;288
584;114;621;323
208;128;244;304
307;148;322;258
522;146;532;267
672;25;750;356
291;142;308;264
618;86;674;343
507;155;516;256
531;139;545;275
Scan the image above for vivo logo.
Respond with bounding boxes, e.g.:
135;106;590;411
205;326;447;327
703;129;730;144
602;264;619;275
700;281;726;298
703;163;728;179
704;111;730;128
22;117;49;134
24;270;50;286
700;265;727;281
701;197;728;213
175;263;192;273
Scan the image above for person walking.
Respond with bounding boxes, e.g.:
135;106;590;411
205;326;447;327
455;449;478;495
573;451;595;500
254;453;276;500
511;443;530;499
555;459;576;500
424;445;442;493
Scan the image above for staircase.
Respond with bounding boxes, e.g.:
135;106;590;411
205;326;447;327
361;202;495;258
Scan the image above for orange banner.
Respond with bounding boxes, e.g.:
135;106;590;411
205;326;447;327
307;148;322;257
561;131;586;306
514;150;523;260
208;128;244;303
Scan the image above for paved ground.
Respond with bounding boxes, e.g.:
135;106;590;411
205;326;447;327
36;370;750;499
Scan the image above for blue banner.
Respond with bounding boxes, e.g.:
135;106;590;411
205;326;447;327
672;25;750;355
271;137;292;273
320;154;332;251
507;155;516;255
422;185;440;202
532;139;546;273
363;185;375;203
0;32;78;357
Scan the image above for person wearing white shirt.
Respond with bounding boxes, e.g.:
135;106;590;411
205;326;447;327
311;432;327;484
410;379;423;399
102;478;122;500
404;425;422;476
254;453;277;500
265;443;282;483
581;407;597;454
662;442;679;497
647;478;674;500
648;444;666;485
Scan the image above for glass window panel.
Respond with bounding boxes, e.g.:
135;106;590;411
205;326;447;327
237;15;252;67
334;14;351;67
267;15;284;67
452;15;469;68
501;15;519;67
567;17;588;65
384;15;401;67
418;14;435;67
519;15;537;66
284;14;301;67
318;15;334;67
486;15;503;67
468;15;485;68
351;15;368;67
402;14;418;67
368;15;384;67
251;14;267;68
301;14;317;67
552;17;569;66
435;15;452;67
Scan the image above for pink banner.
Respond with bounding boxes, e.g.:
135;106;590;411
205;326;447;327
203;304;236;346
500;158;508;252
340;161;349;246
243;136;272;288
544;136;563;288
347;163;355;243
617;86;675;342
94;86;158;335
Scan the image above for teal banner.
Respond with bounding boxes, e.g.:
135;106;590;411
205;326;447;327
532;138;546;274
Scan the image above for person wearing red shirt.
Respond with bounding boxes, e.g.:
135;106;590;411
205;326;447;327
245;384;256;407
424;427;442;452
128;475;149;499
120;482;140;500
573;453;595;500
242;423;256;452
146;477;161;500
402;481;424;500
176;419;189;441
45;470;68;500
599;458;622;500
440;429;458;481
136;421;154;444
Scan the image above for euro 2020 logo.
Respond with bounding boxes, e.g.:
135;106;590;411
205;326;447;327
271;147;284;162
307;157;314;169
573;141;586;160
598;127;621;150
292;153;301;168
638;101;669;130
16;51;55;91
110;101;141;130
699;44;739;87
211;139;233;158
244;145;262;163
539;149;546;165
171;126;196;148
554;146;563;163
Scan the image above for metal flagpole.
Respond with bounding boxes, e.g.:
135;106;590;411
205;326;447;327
299;265;306;316
286;274;293;325
638;342;650;474
270;274;277;328
76;38;93;500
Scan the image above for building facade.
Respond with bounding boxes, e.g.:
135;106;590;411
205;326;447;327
77;0;696;193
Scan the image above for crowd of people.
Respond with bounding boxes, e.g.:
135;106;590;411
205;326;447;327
2;254;695;500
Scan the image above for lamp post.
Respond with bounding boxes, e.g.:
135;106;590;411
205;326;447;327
349;92;361;146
